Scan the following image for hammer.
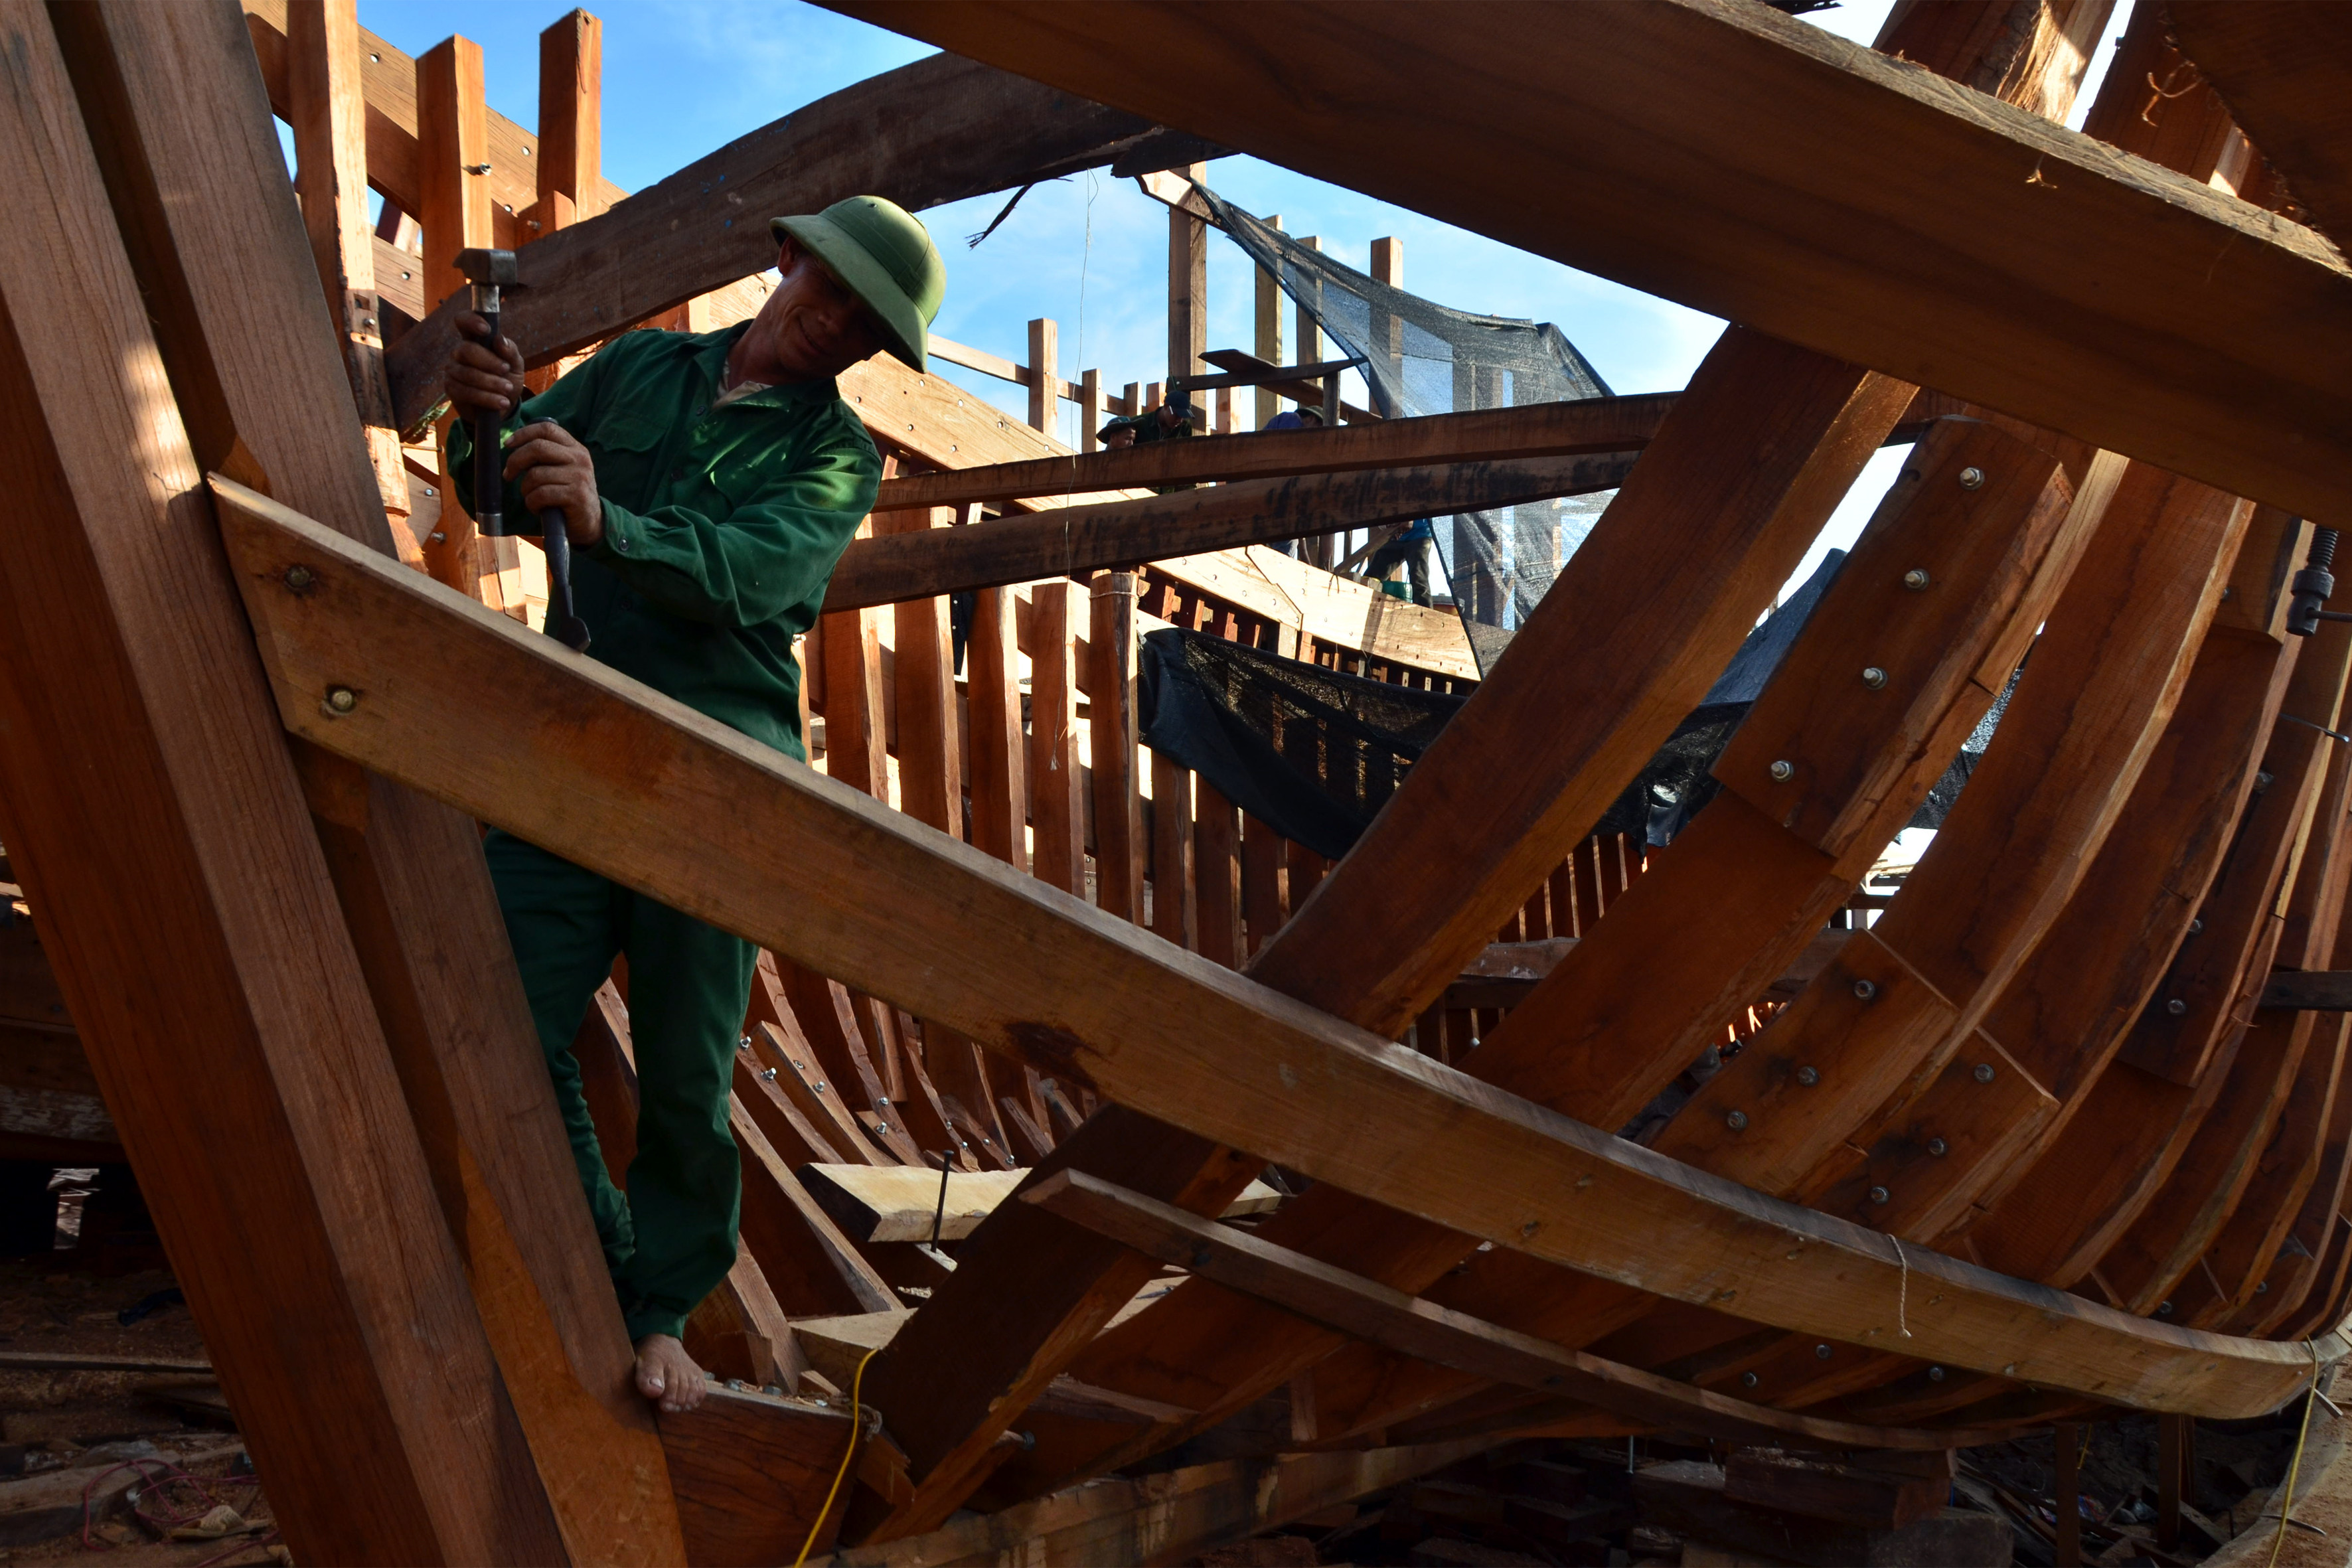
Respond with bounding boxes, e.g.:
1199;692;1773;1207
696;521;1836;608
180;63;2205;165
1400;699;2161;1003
454;248;591;653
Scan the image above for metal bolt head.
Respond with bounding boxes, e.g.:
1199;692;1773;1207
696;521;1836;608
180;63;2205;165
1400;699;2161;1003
1725;1109;1749;1132
1741;1372;1759;1388
1796;1065;1820;1087
1769;759;1795;783
2157;1300;2173;1316
325;686;358;714
2188;919;2204;935
1927;1137;1948;1157
1814;1343;1833;1360
1867;1185;1890;1205
282;564;315;593
1958;465;1986;490
1902;568;1931;591
1928;1366;1946;1382
429;530;447;543
1861;666;1888;689
1853;979;1878;1001
2256;1280;2270;1294
2166;998;2188;1016
1972;1062;1996;1084
738;1036;751;1052
759;1067;777;1081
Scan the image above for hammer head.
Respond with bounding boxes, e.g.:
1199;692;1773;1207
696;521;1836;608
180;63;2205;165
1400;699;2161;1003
454;248;521;287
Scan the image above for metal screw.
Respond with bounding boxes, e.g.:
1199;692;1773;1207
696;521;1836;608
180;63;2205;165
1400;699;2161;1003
1741;1372;1759;1388
738;1036;751;1052
1725;1109;1749;1132
1958;466;1985;490
2166;998;2189;1016
1861;666;1888;689
463;162;493;175
1853;979;1878;1001
759;1067;777;1081
878;1096;891;1107
2256;1281;2270;1294
2257;770;2275;790
1868;1186;1890;1205
1815;1344;1833;1360
2004;1364;2017;1376
1902;568;1931;591
2157;1300;2173;1316
2189;919;2204;935
361;317;377;330
1928;1366;1946;1381
813;1081;826;1093
283;564;315;592
1927;1137;1948;1157
726;1378;745;1391
429;530;447;543
325;686;358;714
1769;759;1794;782
1796;1065;1820;1087
762;1385;783;1397
1973;1062;1996;1083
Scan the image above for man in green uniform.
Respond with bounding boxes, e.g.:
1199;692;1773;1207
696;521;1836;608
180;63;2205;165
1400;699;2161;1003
441;195;944;1413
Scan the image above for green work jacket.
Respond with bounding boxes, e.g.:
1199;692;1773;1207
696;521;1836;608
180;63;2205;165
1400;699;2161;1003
447;323;880;760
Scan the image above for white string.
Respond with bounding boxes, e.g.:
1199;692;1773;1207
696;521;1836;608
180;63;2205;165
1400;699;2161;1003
1891;1234;1914;1338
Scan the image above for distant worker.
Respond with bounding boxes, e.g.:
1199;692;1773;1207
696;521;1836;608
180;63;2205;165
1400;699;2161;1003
1366;517;1437;605
441;196;945;1415
1099;397;1202;449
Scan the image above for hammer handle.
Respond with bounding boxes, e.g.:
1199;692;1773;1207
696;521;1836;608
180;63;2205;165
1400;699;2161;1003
470;301;508;534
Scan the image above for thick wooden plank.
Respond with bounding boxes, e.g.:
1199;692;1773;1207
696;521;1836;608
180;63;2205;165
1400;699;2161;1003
55;3;684;1555
2168;3;2352;248
537;9;603;220
802;1164;1281;1243
284;0;408;530
882;506;963;839
1026;1171;2015;1453
874;394;1682;511
659;1385;860;1567
1029;580;1088;896
386;53;1167;430
1088;573;1144;924
2262;973;2352;1012
215;481;2348;1429
831;1;2352;528
0;4;560;1557
825;451;1634;611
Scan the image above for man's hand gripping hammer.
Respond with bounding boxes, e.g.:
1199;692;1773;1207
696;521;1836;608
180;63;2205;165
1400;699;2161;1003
454;248;591;653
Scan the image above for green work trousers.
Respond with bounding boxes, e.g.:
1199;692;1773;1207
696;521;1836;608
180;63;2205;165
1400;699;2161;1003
485;828;757;1343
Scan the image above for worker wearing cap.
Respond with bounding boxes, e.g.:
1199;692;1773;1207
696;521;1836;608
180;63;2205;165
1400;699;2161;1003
441;195;943;1413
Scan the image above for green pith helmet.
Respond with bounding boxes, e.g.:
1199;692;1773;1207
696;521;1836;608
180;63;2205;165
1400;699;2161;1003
771;196;943;372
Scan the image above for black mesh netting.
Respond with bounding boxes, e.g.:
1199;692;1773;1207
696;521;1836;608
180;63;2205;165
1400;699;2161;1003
1140;549;2015;860
1192;183;1614;674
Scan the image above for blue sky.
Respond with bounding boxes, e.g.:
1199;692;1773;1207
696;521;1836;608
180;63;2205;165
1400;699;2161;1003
354;0;2132;599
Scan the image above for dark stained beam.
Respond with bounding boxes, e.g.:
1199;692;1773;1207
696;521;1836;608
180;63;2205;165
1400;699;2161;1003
826;451;1636;609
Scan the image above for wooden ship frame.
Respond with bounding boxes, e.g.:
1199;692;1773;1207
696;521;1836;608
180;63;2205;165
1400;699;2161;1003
1;0;2349;1561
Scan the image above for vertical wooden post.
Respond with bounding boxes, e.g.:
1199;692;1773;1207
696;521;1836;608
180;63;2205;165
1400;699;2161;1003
537;9;603;220
2053;1423;2081;1567
1168;161;1208;393
1254;213;1285;430
1027;317;1058;435
416;35;495;601
883;505;963;839
1146;380;1165;416
1241;815;1287;955
285;0;412;550
1089;572;1143;922
1079;368;1103;452
1196;780;1244;967
1030;581;1088;896
1215;385;1234;435
967;586;1027;868
821;605;888;800
1123;380;1142;420
1149;751;1196;950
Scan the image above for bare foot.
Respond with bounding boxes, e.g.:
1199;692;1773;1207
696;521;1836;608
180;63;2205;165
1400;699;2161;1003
634;1333;708;1413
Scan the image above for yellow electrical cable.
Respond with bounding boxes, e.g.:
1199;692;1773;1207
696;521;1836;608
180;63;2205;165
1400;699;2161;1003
793;1345;882;1568
2267;1339;2323;1568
